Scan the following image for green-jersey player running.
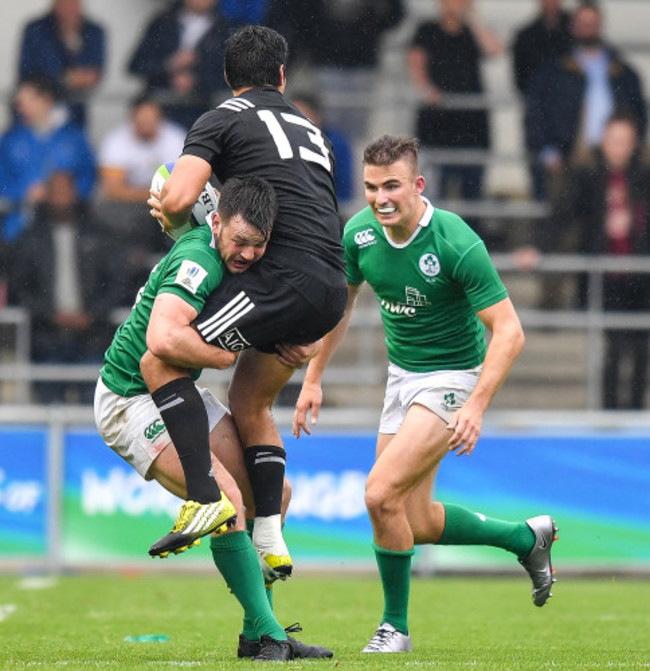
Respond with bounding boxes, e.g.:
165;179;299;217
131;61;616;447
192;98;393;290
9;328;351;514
294;134;558;654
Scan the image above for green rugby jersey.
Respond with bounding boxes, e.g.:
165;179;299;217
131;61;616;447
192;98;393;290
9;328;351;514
100;225;224;396
343;200;508;372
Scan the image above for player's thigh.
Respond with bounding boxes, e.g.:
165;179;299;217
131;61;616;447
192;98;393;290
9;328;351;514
367;404;450;501
95;378;175;483
148;442;187;499
99;381;228;496
229;348;296;410
228;350;295;446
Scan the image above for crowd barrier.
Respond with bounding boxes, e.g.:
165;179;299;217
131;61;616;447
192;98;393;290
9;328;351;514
1;407;648;574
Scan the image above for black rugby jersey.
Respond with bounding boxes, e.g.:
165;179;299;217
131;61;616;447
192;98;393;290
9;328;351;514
183;87;345;275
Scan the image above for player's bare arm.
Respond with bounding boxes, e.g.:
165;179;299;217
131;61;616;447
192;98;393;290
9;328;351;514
447;297;524;455
293;284;360;437
146;293;237;371
161;155;212;232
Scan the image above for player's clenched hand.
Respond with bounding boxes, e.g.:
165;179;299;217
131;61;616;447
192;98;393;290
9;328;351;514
276;339;322;369
293;381;323;438
148;189;174;235
148;189;162;215
446;404;483;456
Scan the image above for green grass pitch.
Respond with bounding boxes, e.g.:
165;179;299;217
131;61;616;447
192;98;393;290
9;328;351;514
1;572;648;669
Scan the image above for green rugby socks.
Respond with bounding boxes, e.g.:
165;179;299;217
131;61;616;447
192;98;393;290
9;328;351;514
373;542;415;635
210;532;286;641
438;503;535;557
151;377;220;503
242;519;274;641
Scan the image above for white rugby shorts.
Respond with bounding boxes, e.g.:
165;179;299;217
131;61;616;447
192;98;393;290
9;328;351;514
94;377;228;479
379;362;482;434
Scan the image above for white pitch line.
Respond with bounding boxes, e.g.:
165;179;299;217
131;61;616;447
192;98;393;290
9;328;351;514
17;576;57;591
0;604;16;622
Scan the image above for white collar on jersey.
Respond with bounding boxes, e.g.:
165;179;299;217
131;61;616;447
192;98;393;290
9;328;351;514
382;196;434;249
419;196;434;227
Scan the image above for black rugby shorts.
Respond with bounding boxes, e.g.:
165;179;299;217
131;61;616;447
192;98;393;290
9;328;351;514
192;256;347;353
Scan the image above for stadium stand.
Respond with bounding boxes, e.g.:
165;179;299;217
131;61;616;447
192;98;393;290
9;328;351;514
0;0;650;410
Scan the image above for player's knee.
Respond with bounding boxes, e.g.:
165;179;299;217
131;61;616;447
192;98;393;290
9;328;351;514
227;387;268;420
365;478;400;521
140;349;181;392
230;395;274;421
139;350;156;385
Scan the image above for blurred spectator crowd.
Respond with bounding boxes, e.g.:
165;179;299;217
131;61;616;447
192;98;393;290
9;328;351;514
0;0;649;408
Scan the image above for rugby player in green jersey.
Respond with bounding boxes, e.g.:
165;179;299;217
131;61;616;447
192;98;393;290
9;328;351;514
294;134;558;653
95;176;323;661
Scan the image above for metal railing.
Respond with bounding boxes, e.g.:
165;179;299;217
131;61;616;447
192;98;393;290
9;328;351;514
1;255;649;410
494;254;650;409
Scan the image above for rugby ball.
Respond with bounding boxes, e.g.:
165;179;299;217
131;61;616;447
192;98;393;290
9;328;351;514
150;161;220;241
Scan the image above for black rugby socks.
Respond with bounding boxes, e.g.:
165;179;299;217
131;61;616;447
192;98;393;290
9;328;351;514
244;445;287;516
151;377;221;503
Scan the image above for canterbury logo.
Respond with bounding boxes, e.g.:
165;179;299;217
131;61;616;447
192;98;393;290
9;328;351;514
354;229;376;247
196;291;255;343
144;419;165;441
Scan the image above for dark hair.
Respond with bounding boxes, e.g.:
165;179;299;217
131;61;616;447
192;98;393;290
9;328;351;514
224;25;288;90
606;108;640;135
577;0;601;12
17;75;59;100
129;91;162;111
363;134;420;170
573;1;602;19
218;175;277;240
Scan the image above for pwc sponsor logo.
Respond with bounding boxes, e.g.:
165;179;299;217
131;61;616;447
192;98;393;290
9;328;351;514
379;299;416;317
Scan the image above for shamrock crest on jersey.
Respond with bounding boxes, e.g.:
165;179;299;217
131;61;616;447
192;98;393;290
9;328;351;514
419;253;440;278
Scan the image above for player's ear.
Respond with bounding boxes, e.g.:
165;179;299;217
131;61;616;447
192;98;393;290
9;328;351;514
278;65;286;92
210;210;221;234
415;174;426;195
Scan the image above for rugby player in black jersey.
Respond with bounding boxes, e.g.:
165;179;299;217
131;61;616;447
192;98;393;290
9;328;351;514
143;25;347;661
